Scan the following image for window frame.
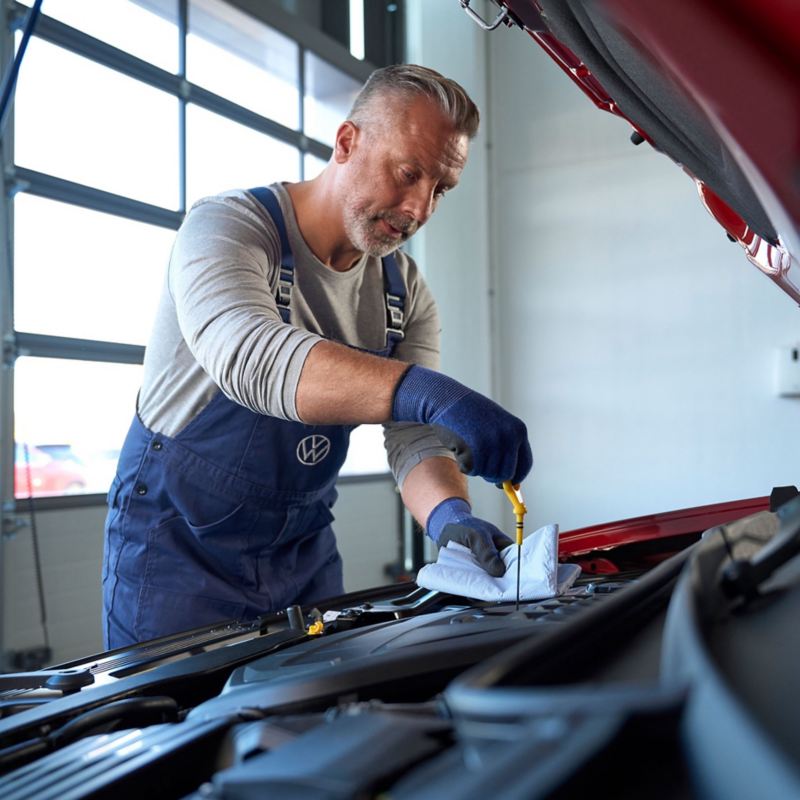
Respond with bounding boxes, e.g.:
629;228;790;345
0;0;400;514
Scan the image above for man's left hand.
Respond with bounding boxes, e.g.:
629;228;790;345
426;497;512;577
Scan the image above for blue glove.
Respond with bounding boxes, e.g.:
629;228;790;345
393;365;532;485
426;497;513;577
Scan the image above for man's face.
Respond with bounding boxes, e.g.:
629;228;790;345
339;96;469;258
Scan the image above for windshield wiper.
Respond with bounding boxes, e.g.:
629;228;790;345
0;668;94;694
721;493;800;602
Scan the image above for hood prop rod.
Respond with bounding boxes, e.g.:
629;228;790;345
459;0;509;31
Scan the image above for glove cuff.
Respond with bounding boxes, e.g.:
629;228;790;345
391;364;469;424
426;496;471;544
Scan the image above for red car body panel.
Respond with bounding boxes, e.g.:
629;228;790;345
559;495;770;558
497;0;800;303
605;0;800;301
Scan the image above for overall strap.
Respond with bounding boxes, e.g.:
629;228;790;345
381;252;406;350
249;186;294;323
250;186;406;348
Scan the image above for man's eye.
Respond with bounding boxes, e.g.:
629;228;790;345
401;169;416;182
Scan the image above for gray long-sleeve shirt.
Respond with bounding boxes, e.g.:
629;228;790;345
138;184;454;486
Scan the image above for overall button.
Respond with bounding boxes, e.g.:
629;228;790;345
151;440;163;451
135;484;148;496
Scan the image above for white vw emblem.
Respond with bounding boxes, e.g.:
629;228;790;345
296;434;331;466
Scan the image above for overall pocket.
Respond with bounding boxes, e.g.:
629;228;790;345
252;502;336;600
101;474;124;584
147;501;261;590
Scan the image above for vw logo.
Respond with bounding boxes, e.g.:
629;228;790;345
296;434;331;466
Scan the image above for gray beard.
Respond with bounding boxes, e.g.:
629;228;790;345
346;218;401;257
343;207;416;258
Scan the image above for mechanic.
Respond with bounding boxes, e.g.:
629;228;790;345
102;64;532;648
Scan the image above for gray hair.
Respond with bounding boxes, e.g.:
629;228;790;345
348;63;480;139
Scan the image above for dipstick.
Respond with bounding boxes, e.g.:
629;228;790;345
502;481;527;611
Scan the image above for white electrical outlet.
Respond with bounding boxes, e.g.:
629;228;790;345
775;346;800;397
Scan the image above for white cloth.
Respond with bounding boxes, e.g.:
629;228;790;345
416;523;581;602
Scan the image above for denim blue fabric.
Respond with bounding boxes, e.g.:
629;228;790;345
102;187;404;649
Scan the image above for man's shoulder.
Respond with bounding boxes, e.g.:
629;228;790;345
174;188;284;271
187;187;265;215
181;188;287;240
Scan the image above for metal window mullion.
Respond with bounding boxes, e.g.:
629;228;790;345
298;44;306;179
0;0;20;669
14;333;144;365
13;2;332;161
178;92;187;214
187;84;307;149
225;0;374;83
182;88;334;169
8;168;184;230
184;80;331;168
305;138;332;162
178;0;188;214
15;5;183;96
17;0;378;89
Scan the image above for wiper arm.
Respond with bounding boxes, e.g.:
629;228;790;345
721;494;800;602
0;668;94;694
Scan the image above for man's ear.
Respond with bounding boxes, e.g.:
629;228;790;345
334;121;359;164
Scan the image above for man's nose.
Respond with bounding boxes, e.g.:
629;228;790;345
402;185;435;226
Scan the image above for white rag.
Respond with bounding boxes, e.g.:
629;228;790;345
416;523;581;602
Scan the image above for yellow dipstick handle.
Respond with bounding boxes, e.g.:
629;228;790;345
306;620;324;636
502;480;527;612
502;481;527;545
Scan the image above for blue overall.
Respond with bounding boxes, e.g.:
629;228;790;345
102;187;406;648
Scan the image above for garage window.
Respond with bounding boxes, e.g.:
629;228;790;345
14;358;144;497
187;0;300;129
13;194;173;344
3;0;405;502
185;104;302;202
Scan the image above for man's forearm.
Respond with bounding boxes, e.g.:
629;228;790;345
401;456;468;529
296;341;533;490
295;339;410;424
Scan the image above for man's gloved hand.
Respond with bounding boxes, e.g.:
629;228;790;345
392;365;532;486
426;497;513;577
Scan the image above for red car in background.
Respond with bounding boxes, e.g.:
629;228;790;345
14;443;87;498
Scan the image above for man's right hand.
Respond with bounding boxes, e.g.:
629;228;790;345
392;364;532;486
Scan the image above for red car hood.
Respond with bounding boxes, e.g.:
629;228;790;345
558;495;770;573
464;0;800;302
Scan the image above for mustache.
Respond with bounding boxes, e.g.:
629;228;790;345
374;211;418;237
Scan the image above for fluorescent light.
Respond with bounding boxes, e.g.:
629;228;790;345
349;0;364;61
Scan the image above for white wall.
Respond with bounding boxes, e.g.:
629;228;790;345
410;2;799;534
406;0;505;529
4;506;107;663
487;20;800;530
336;479;402;591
